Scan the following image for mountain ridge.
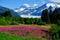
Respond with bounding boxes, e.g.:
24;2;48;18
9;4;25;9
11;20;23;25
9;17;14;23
0;2;60;18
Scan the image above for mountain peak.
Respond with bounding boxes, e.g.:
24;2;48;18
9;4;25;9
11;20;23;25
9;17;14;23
50;0;60;3
46;3;60;8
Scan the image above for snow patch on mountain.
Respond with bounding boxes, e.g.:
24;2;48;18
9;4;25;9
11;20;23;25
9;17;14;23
46;3;56;7
14;3;60;18
46;3;60;9
50;0;60;2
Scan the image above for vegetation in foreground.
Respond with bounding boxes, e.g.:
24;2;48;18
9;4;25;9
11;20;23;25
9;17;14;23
0;7;60;40
0;26;49;40
0;32;48;40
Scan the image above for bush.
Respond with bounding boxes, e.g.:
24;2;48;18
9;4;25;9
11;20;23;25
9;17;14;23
10;21;19;25
37;22;46;25
48;24;58;34
24;18;32;24
0;13;46;25
0;19;9;25
48;24;60;40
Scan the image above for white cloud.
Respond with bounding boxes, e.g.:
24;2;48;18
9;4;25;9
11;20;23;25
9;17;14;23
24;4;30;7
33;4;38;7
50;0;60;2
20;15;41;18
19;8;25;11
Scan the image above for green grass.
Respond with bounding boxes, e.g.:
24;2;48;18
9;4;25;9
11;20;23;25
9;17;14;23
0;32;47;40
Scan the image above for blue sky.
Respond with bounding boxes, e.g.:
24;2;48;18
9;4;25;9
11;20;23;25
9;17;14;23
0;0;59;9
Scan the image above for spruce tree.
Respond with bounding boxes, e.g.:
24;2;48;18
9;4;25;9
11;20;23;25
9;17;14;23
49;9;53;24
52;8;58;24
41;9;50;24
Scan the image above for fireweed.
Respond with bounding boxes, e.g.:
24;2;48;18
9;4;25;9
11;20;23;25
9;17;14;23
0;26;51;38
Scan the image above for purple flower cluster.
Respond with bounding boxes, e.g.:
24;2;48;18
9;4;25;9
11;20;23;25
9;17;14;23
0;26;51;38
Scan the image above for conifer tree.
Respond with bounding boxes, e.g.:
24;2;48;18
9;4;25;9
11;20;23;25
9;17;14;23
41;9;50;24
52;8;58;24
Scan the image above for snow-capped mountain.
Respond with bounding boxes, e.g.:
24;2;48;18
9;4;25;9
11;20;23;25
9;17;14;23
14;4;39;12
0;2;60;18
14;4;44;16
15;3;60;12
14;3;60;18
14;4;42;18
46;3;60;10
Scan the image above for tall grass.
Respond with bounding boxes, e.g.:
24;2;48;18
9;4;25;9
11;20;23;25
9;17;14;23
0;32;47;40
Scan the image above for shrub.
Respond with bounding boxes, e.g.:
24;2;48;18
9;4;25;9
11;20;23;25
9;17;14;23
37;22;46;25
10;21;19;25
48;24;60;40
0;19;10;25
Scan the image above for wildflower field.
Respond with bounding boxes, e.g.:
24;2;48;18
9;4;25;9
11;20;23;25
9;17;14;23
0;25;51;40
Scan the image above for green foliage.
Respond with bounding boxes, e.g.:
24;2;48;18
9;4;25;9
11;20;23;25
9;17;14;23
10;21;19;25
48;24;58;34
48;24;60;40
0;7;60;25
0;15;46;25
41;9;50;24
37;22;46;25
24;18;31;24
0;32;18;40
0;17;10;25
41;8;60;25
51;8;58;24
0;32;47;40
47;8;60;40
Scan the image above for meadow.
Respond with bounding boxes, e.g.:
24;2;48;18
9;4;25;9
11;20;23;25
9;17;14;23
0;7;60;40
0;25;51;40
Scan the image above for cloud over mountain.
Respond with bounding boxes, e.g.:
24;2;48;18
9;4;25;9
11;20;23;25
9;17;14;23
50;0;60;2
33;4;38;7
24;4;31;7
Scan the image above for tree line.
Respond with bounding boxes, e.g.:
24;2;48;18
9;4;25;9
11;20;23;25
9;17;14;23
41;8;60;40
0;7;60;25
41;8;60;25
0;10;46;25
0;7;60;39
